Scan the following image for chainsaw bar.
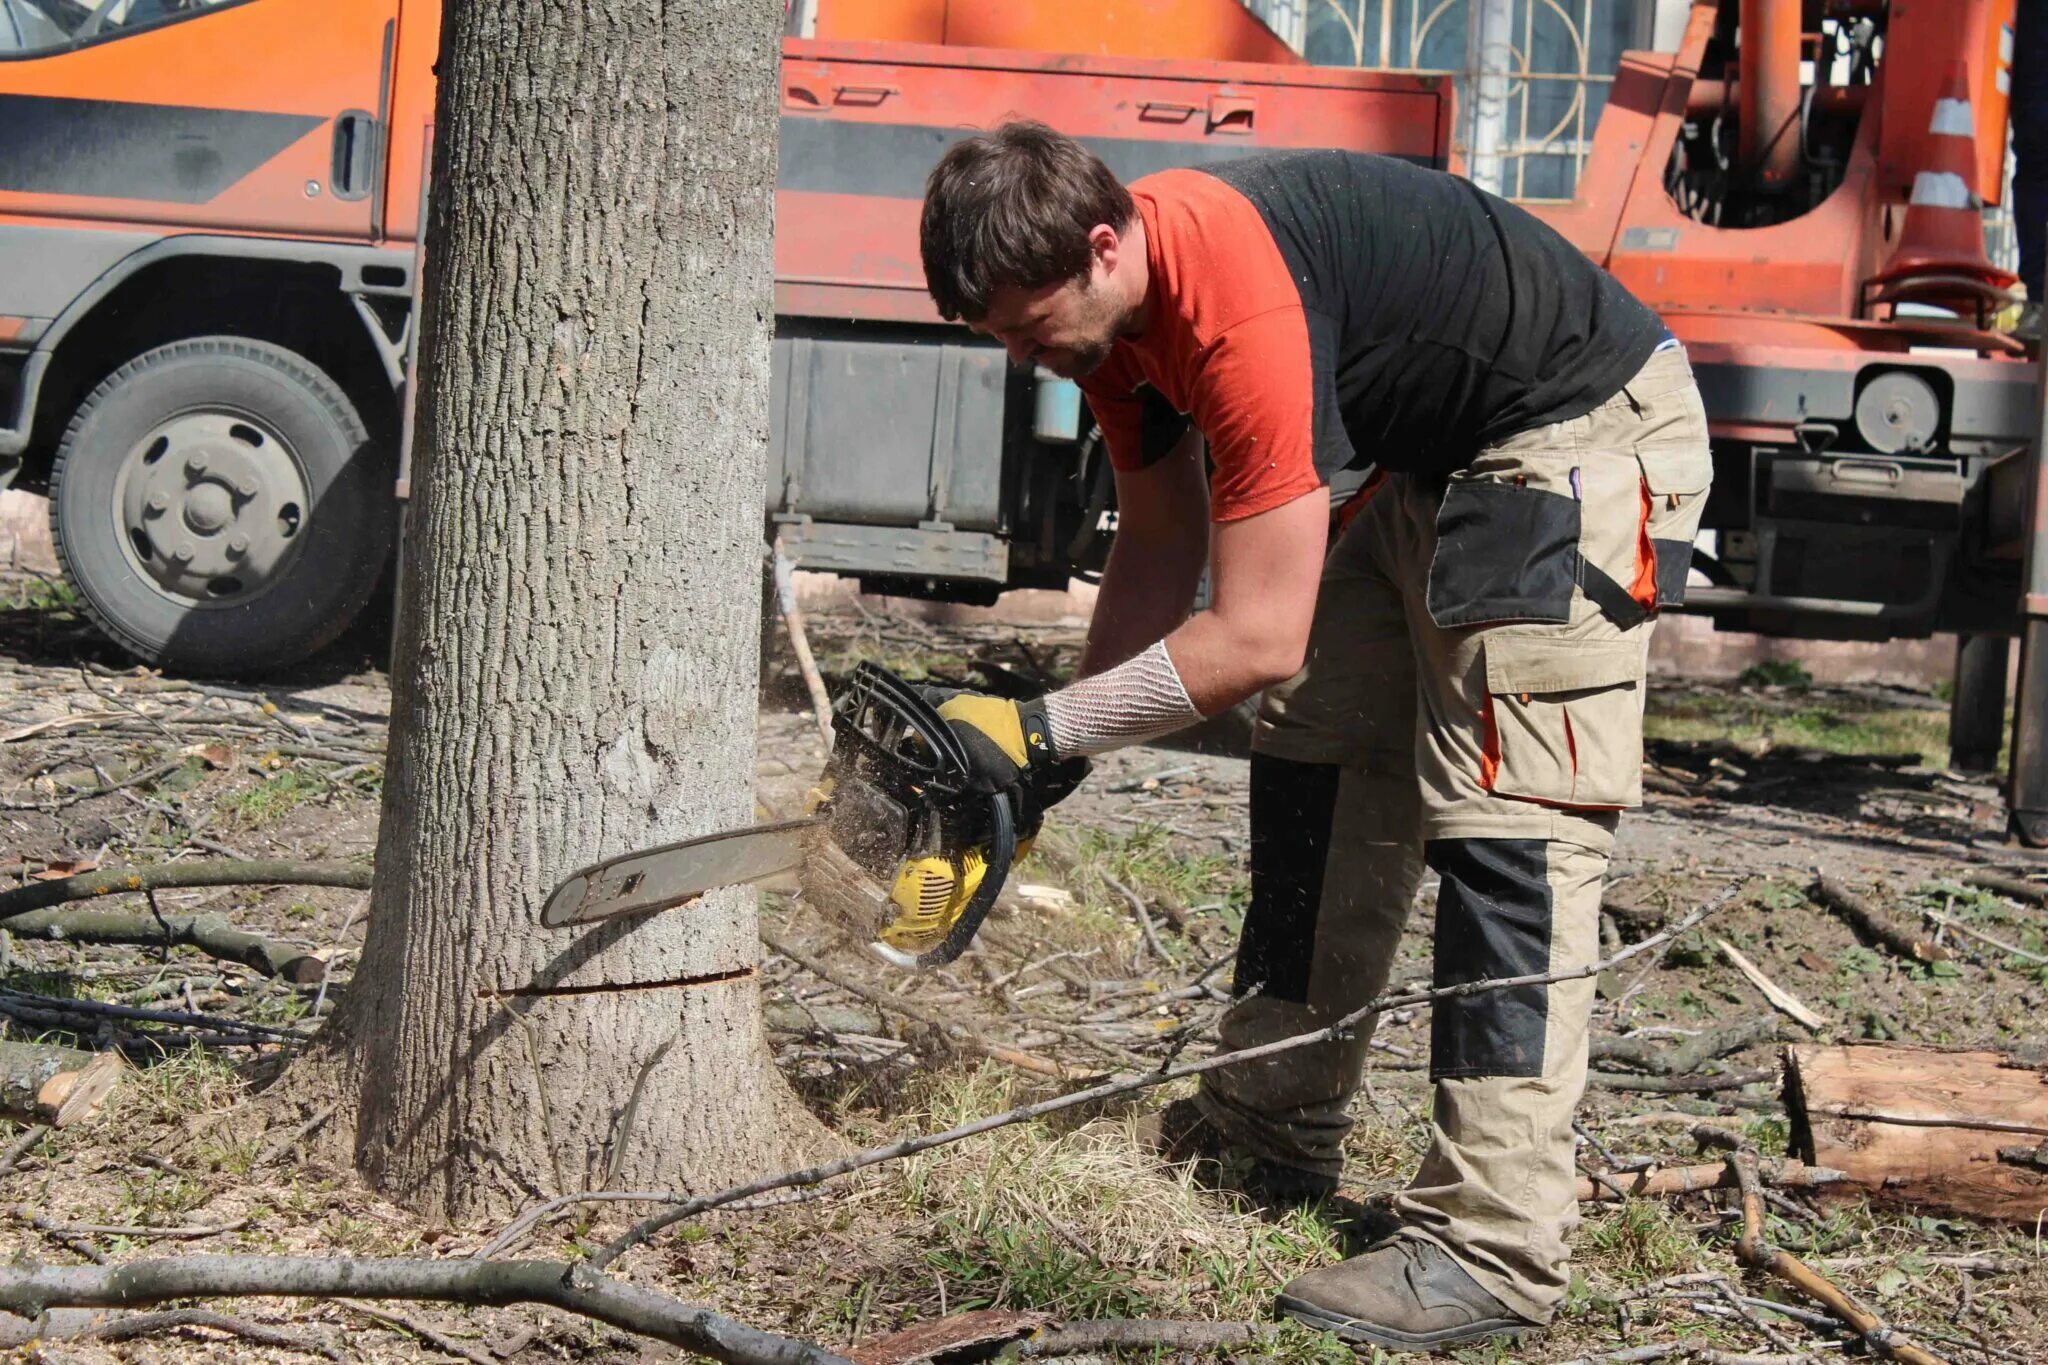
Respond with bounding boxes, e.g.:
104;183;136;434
539;817;817;927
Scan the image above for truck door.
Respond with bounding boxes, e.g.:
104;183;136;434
0;0;402;243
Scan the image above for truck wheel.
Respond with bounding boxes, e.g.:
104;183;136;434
48;337;393;676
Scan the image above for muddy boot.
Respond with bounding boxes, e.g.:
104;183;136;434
1146;1097;1338;1210
1275;1235;1539;1353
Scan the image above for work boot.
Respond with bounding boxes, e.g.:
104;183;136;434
1147;1097;1338;1210
1276;1235;1539;1353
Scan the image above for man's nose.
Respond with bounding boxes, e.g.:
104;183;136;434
1003;338;1035;366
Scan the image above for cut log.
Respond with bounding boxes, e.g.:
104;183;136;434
1785;1042;2048;1222
1810;878;1950;963
0;1043;122;1126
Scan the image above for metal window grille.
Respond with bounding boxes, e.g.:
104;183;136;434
1274;0;1660;202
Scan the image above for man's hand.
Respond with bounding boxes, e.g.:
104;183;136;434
935;693;1090;827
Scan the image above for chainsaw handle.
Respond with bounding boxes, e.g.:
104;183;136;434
915;791;1016;968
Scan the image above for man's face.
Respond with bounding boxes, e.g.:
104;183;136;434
973;266;1126;380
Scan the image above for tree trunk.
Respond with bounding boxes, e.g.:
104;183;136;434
331;0;823;1220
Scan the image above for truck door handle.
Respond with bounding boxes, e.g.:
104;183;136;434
1208;94;1256;134
331;110;377;202
833;84;897;106
1139;100;1200;123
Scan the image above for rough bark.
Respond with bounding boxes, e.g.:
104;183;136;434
1786;1042;2048;1222
331;0;822;1219
0;1043;121;1126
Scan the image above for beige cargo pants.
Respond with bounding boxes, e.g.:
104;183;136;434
1197;345;1712;1322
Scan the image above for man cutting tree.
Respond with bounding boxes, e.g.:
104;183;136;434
916;122;1711;1352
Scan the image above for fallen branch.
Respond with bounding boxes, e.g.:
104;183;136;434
0;1306;340;1356
1729;1150;1946;1365
1551;1345;1817;1364
1962;870;2048;905
0;988;305;1042
0;1042;122;1126
1812;878;1949;964
15;1211;249;1240
565;881;1746;1271
1575;1157;1845;1203
1919;910;2048;966
3;905;326;982
0;860;372;922
1588;1068;1774;1094
1716;942;1827;1031
1592;1015;1783;1075
0;1256;848;1365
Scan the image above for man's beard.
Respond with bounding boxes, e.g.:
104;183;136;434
1055;336;1115;378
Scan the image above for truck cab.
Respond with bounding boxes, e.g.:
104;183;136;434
0;0;433;671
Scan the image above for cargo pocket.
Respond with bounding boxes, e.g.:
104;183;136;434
1426;477;1581;629
1632;441;1713;611
1480;635;1644;809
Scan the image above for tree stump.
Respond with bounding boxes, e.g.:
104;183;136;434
1786;1042;2048;1222
0;1042;122;1126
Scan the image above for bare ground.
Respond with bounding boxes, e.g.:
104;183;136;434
2;568;2046;1364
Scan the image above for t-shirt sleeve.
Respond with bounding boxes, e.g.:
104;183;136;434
1082;374;1193;473
1191;306;1330;522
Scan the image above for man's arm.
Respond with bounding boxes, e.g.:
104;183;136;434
1078;427;1209;678
1161;484;1326;714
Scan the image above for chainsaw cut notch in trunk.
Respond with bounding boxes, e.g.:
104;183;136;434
477;966;758;1000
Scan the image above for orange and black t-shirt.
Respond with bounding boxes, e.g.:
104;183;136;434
1077;151;1667;522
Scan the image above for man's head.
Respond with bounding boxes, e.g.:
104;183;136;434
921;121;1144;379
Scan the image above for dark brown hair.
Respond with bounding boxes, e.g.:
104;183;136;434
920;120;1134;323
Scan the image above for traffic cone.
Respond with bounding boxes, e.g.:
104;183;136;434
1872;60;2019;302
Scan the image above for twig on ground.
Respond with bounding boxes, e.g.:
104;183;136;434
1729;1149;1947;1365
0;1124;50;1178
1100;871;1166;962
1015;1319;1275;1357
0;859;373;921
344;1300;497;1365
1920;910;2048;966
0;988;305;1041
19;1214;249;1240
1574;1157;1844;1203
0;1256;848;1365
1715;941;1827;1031
568;881;1746;1271
0;1305;342;1356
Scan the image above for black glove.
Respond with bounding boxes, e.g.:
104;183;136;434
934;692;1089;830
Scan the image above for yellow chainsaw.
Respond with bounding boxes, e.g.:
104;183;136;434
541;663;1027;968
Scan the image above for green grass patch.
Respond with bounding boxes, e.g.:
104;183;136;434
216;769;323;830
1646;690;1952;767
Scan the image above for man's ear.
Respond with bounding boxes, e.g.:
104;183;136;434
1088;222;1122;273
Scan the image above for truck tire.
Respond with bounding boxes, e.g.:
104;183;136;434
48;337;394;676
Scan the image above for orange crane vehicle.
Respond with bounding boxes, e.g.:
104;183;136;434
3;0;2046;842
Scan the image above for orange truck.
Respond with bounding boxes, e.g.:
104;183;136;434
4;0;2047;837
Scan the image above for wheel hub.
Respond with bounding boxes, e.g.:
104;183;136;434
118;412;310;605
